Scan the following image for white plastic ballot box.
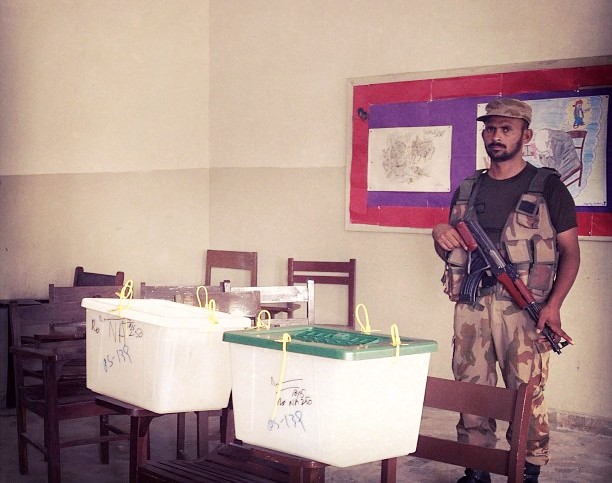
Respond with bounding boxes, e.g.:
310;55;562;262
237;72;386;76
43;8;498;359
223;325;437;467
83;298;251;413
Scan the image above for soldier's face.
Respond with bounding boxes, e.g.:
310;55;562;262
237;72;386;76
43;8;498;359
482;116;532;162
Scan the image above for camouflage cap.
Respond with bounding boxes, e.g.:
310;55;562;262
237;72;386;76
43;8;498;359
476;98;532;125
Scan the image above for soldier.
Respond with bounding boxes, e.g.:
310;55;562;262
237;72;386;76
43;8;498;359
432;98;580;483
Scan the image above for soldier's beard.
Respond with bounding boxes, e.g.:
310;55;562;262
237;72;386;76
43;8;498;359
486;137;524;162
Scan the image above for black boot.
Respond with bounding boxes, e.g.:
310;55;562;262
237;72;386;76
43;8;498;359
524;462;540;483
456;468;491;483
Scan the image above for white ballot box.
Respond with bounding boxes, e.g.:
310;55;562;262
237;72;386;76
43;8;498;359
83;298;251;413
223;325;437;467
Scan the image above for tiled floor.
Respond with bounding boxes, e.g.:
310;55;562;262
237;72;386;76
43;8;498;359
1;406;610;482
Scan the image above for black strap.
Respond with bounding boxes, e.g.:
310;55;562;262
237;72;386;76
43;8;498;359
456;169;486;204
528;166;559;194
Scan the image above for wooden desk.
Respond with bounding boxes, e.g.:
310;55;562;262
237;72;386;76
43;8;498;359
96;395;162;483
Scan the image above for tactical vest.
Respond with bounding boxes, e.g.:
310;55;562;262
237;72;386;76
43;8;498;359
443;167;559;304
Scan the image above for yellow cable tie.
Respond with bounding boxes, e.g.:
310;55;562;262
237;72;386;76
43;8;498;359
272;333;291;420
355;303;371;334
207;298;218;326
390;323;407;360
256;310;272;330
196;285;209;308
355;302;383;335
114;279;134;301
112;280;134;334
112;279;134;312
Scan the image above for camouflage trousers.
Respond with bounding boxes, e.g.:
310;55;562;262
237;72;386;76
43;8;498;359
452;291;551;466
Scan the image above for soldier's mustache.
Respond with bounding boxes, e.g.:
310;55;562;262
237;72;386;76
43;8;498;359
488;142;506;148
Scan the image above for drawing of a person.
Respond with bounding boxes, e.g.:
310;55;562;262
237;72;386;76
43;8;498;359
573;99;585;128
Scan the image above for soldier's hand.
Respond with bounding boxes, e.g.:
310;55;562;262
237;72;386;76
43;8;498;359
432;223;467;251
537;303;574;345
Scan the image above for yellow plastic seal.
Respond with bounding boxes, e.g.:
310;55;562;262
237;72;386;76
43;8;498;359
207;298;218;325
355;303;379;335
196;285;209;308
255;310;272;330
113;280;134;332
272;332;292;419
390;323;406;360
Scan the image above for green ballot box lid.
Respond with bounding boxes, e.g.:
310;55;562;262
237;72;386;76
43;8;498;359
223;325;437;361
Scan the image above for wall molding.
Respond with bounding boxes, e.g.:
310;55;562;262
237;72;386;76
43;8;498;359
549;409;612;437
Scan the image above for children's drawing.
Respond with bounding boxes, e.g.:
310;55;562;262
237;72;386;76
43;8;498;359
368;126;452;192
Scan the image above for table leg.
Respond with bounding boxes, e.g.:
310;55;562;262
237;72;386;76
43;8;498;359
129;415;155;483
381;457;397;483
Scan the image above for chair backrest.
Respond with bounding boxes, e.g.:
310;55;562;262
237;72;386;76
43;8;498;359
411;376;534;482
231;280;315;325
10;301;87;378
49;284;120;303
10;301;86;349
73;266;125;287
205;250;257;287
139;283;224;303
288;258;356;328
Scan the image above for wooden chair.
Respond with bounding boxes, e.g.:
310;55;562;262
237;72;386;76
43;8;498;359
204;249;258;287
138;442;328;482
381;376;535;483
48;284;120;303
231;280;315;326
288;258;356;328
73;266;125;287
9;302;128;483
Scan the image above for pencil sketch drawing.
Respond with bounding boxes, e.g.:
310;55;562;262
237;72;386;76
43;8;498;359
368;126;452;192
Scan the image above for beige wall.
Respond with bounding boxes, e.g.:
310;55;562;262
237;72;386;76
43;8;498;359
0;0;210;294
0;170;210;296
1;0;611;420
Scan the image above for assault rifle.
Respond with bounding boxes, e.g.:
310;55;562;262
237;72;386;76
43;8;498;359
454;216;570;354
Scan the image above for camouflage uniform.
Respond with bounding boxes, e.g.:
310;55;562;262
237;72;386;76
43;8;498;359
452;288;551;465
445;167;560;467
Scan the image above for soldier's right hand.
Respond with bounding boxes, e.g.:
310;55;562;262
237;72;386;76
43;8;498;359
432;223;468;251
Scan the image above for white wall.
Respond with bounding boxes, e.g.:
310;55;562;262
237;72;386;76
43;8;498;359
0;0;211;294
0;169;211;296
0;0;209;175
210;0;612;169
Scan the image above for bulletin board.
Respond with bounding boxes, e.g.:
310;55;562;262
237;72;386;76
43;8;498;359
346;56;612;238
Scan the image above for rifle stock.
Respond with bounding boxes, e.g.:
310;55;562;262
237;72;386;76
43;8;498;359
455;217;568;354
